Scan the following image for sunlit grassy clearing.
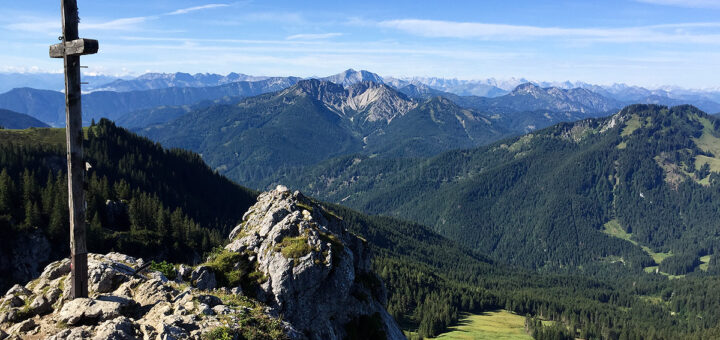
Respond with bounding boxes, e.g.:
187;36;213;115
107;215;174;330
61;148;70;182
699;255;711;271
603;220;673;264
427;310;533;340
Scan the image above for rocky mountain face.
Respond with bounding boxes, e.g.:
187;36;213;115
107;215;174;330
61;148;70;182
288;79;417;126
0;187;402;340
487;83;623;113
320;69;385;87
225;185;403;339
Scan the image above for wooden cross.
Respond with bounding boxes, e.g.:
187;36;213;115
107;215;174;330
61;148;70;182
49;0;98;299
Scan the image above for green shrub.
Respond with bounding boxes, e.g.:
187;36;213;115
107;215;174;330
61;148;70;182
203;327;234;340
205;248;266;295
150;260;177;280
275;235;312;260
206;250;244;287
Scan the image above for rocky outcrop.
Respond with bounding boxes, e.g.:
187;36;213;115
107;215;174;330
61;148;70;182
224;185;404;340
0;186;404;340
0;253;289;340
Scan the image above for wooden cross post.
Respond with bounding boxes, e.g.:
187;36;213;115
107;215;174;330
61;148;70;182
49;0;98;299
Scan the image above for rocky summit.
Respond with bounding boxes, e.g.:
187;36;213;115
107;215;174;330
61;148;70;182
0;186;403;340
0;252;290;340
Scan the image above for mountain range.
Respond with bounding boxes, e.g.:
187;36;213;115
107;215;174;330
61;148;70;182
140;79;509;187
2;69;719;121
0;77;300;126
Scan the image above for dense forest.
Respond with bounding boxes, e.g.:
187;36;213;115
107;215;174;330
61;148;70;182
0;120;257;272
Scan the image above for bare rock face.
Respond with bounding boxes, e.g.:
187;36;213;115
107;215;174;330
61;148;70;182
225;185;404;340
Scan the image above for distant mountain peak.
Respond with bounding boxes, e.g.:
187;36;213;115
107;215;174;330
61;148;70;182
511;82;544;95
321;69;385;87
286;79;416;124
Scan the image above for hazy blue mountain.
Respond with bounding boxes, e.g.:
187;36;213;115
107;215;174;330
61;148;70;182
0;109;49;129
90;72;271;92
0;78;301;126
385;76;511;97
0;72;120;93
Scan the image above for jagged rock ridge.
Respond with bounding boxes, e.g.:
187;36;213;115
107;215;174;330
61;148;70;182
285;79;418;125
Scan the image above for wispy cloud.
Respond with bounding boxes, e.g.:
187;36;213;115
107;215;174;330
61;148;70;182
286;33;343;40
378;19;720;44
82;16;153;31
166;4;230;16
5;3;231;34
636;0;720;8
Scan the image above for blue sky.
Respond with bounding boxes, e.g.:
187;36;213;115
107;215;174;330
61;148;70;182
1;0;720;88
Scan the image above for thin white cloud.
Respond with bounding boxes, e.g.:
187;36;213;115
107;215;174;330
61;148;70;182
286;33;343;40
82;16;154;31
636;0;720;8
378;19;720;44
6;3;230;34
6;20;58;34
166;4;230;16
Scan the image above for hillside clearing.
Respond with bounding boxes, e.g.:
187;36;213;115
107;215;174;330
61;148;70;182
427;310;533;340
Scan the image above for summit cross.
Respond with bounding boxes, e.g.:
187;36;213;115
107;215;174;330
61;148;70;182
49;0;98;299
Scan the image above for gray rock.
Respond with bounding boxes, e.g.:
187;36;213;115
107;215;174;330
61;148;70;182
148;271;169;283
93;316;138;340
225;239;245;252
45;287;63;305
230;287;243;296
40;258;71;281
58;298;123;325
88;255;135;294
0;329;7;340
195;294;222;307
48;328;92;340
156;323;189;340
212;305;231;315
29;295;52;315
134;279;176;306
197;303;214;315
5;285;30;297
191;267;216;291
0;308;20;324
177;265;191;280
7;295;23;308
7;318;36;334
